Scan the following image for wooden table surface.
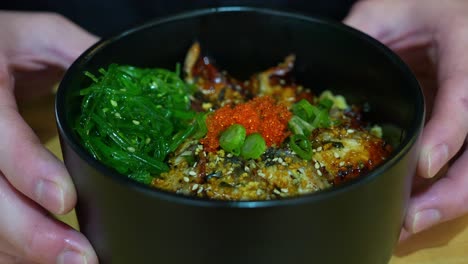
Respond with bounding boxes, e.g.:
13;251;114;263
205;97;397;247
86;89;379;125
19;93;468;264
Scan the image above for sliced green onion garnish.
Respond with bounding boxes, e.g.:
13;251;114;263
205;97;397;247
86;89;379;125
219;124;246;156
290;134;312;160
311;109;330;128
289;99;332;135
241;133;266;160
318;98;333;111
288;115;315;136
292;99;317;122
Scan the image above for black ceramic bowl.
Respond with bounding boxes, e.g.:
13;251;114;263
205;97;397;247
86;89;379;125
56;7;424;264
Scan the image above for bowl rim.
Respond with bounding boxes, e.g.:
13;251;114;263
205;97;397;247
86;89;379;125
55;6;425;208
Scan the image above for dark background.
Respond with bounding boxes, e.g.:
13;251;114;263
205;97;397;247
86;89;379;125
1;0;357;36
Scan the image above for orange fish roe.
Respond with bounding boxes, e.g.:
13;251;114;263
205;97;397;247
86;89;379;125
202;96;292;152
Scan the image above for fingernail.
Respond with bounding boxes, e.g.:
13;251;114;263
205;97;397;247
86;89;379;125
427;144;448;178
57;250;87;264
412;209;441;233
35;179;65;213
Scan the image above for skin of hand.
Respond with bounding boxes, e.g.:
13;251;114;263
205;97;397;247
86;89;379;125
0;11;98;264
344;0;468;241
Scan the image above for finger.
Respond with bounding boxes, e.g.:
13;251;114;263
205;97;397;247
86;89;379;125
0;61;75;214
418;24;468;178
404;147;468;234
398;228;410;242
343;0;432;49
32;13;99;68
0;175;98;264
0;252;18;264
0;252;37;264
3;11;98;71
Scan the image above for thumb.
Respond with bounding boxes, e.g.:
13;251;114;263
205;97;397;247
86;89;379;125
343;0;430;49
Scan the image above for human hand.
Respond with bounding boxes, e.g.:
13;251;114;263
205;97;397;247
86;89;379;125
344;0;468;240
0;11;99;263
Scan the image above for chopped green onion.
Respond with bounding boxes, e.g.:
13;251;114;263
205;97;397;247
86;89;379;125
219;124;246;156
311;109;331;128
318;98;333;111
292;99;317;122
289;99;332;136
241;133;266;160
288;115;315;136
290;134;312;160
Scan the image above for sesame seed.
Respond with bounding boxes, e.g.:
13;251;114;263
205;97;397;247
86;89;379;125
334;152;340;158
127;147;136;152
281;188;289;193
183;177;190;182
314;162;320;169
188;171;197;176
202;102;213;110
110;100;118;107
181;151;192;156
317;146;323;151
192;184;199;191
339;161;345;166
317;170;323;176
201;89;212;95
273;189;281;195
132;120;140;125
347;129;355;134
197;186;204;194
244;166;250;172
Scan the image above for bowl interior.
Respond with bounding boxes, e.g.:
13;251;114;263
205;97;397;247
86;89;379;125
56;7;424;203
